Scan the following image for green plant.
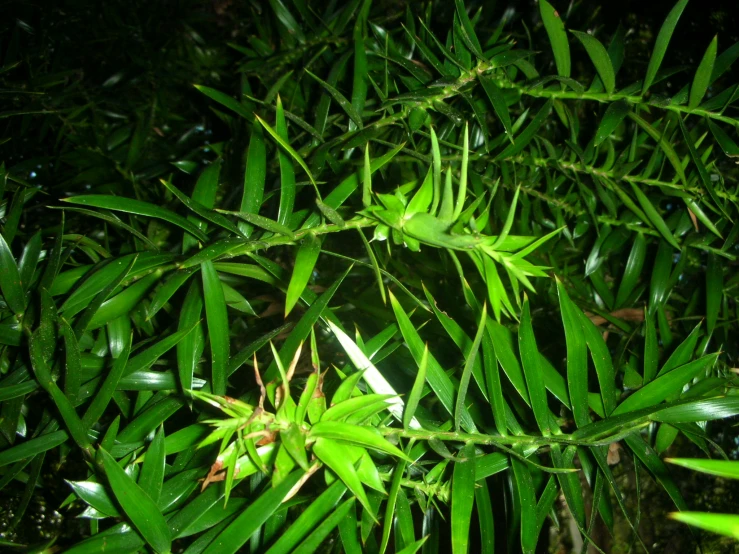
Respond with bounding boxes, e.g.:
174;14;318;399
2;0;739;552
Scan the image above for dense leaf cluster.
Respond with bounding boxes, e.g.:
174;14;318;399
1;0;739;552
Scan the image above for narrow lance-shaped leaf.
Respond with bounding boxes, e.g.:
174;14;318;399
389;291;476;432
139;426;166;503
451;443;476;554
379;458;408;554
642;0;689;94
240;122;267;237
453;0;484;59
511;456;538;554
99;448;171;554
452;123;469;223
202;470;305;554
455;303;486;431
82;332;132;427
494;100;553;161
630;183;680;250
613;353;720;415
306;70;363;129
690;35;717;108
194;84;253;120
430;126;443;212
202;260;229;396
285;233;322;317
479;76;514;143
571;30;615;94
667;458;739;479
678;116;731;222
518;297;550;434
540;0;571;78
0;232;25;314
362;143;372;208
557;281;589;428
670;512;739;540
61;196;208;242
404;344;428;430
594;100;630;146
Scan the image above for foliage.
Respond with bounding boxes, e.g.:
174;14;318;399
1;0;739;552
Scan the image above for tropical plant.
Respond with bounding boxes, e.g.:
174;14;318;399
1;0;739;552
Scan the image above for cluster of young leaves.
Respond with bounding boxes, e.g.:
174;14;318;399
1;0;739;552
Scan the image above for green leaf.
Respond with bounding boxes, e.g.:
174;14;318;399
706;253;722;336
474;477;495;552
629;182;680;250
616;233;647;308
263;265;349;382
117;396;184;444
628;112;688;190
708;119;739;159
479;76;514;143
658;321;701;376
481;328;508;436
379;458;408;554
654;397;739;425
571;30;615;94
511;456;537;554
539;0;571;78
389;291;476;432
557;281;589;428
275;96;297;228
177;280;204;392
309;421;408;460
67;480;120;518
613;353;719;415
162;179;242;239
624;434;687;512
574;310;617;415
0;232;25;314
0;430;68;468
404;344;428;431
147;268;197;321
455;303;485;431
285;233;322;316
217;210;295;239
690;35;718;108
265;481;346;554
451;443;476;554
453;0;483;59
18;230;41;291
679;119;730;222
240;123;267;237
518;297;550;434
670;512;739;540
306;70;363;129
139;427;165;503
82;332;131;427
643;0;689;94
99;448;171;553
313;438;373;519
667;458;739;479
194;85;253;120
293;498;356;554
62;196;208;242
494;100;552;161
201;470;304;554
452;123;470;223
